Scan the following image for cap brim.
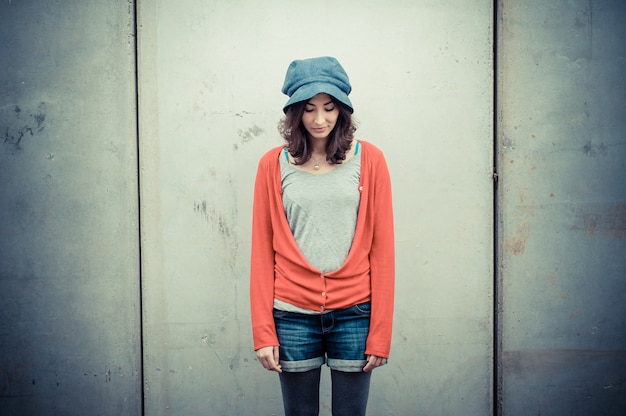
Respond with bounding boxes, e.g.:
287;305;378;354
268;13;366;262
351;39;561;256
283;82;353;113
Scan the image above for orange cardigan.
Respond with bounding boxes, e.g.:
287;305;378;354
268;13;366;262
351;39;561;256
250;140;395;358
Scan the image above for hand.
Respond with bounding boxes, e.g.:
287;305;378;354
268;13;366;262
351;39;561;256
255;346;282;373
363;355;388;372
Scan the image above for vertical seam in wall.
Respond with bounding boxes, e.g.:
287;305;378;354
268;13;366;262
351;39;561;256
493;1;503;415
132;1;145;415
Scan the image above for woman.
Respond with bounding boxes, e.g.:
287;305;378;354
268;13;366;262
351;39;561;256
250;56;395;416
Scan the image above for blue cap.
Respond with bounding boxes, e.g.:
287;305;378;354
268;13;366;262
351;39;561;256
281;56;353;113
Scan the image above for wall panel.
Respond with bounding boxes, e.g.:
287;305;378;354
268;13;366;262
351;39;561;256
497;1;626;414
0;1;141;415
138;1;493;414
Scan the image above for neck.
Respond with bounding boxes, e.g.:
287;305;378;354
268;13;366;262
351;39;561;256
308;137;328;157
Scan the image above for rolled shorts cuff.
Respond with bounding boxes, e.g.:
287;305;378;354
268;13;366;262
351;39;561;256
327;358;368;372
279;356;325;372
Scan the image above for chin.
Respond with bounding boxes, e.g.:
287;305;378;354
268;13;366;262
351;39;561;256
308;131;329;139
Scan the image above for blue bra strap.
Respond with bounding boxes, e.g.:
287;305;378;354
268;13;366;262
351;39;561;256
283;147;289;162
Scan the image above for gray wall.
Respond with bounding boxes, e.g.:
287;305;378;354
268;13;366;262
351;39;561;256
497;1;626;415
0;1;141;415
1;1;624;415
137;1;493;415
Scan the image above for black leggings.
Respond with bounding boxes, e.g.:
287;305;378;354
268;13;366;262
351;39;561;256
278;368;372;416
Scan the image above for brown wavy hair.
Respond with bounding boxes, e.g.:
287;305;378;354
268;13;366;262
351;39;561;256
278;98;357;165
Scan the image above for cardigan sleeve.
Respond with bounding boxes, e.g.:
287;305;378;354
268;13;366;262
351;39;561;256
364;147;395;358
249;153;280;351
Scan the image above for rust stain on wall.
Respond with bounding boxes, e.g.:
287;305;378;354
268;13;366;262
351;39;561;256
572;203;626;239
506;221;531;256
502;348;626;375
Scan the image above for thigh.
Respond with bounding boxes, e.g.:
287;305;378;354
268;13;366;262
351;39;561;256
325;303;370;362
273;309;325;367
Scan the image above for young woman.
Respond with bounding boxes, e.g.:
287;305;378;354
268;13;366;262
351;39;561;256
250;56;395;416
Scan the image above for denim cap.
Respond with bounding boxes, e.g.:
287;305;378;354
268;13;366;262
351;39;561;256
281;56;353;113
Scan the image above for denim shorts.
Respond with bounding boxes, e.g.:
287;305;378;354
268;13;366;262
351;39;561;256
273;302;370;372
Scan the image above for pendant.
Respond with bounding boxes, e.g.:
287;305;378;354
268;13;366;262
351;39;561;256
314;163;320;170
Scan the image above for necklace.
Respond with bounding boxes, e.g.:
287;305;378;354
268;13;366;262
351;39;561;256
312;155;324;170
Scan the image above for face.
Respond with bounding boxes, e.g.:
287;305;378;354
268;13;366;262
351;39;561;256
301;93;339;140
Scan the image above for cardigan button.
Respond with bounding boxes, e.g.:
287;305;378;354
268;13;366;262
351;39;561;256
321;292;326;297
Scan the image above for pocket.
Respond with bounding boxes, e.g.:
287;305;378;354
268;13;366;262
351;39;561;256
352;302;371;316
272;309;290;319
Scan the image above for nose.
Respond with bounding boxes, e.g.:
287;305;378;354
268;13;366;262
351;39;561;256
314;110;325;125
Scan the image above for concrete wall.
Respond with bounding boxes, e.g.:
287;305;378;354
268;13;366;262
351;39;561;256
137;0;493;415
2;1;624;415
0;1;141;415
497;1;626;415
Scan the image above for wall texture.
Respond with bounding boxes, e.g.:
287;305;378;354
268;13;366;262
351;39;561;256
497;1;626;414
2;0;624;415
0;1;141;415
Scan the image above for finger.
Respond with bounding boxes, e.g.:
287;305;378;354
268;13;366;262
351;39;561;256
269;362;282;372
273;346;280;364
363;355;376;372
272;347;283;373
363;355;386;372
266;356;282;372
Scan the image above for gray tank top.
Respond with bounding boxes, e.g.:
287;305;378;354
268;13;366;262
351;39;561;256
279;145;361;274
